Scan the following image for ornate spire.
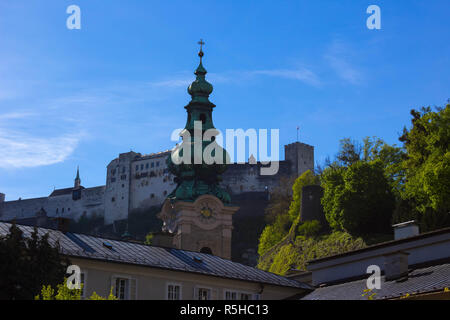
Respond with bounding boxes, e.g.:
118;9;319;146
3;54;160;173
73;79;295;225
166;42;231;204
74;166;81;189
188;39;213;103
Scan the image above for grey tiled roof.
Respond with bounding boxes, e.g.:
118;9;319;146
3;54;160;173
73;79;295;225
302;263;450;300
0;222;312;290
49;187;77;197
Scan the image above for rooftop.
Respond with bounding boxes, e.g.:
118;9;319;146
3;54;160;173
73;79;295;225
0;222;313;291
308;226;450;265
302;261;450;300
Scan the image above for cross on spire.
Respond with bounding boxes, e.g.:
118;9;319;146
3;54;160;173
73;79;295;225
198;39;205;51
198;39;205;60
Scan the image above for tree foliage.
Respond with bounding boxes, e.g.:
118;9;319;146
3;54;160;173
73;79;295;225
35;279;117;300
259;231;366;275
297;220;322;238
257;172;320;257
0;223;69;300
257;214;291;256
257;102;449;274
398;105;450;230
322;160;396;236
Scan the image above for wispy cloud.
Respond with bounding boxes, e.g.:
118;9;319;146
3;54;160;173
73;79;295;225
0;112;37;121
250;68;321;86
0;130;81;169
325;40;363;85
0;112;82;169
149;78;191;88
147;67;321;88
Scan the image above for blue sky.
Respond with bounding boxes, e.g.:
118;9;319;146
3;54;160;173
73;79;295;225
0;0;449;200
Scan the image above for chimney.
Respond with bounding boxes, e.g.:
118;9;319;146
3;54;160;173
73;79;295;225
384;251;410;281
392;220;419;240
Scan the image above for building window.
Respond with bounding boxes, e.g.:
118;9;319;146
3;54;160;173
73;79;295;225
151;194;155;199
156;161;160;167
240;293;251;300
111;197;115;202
163;191;167;196
115;278;129;300
111;177;116;183
56;208;58;214
72;189;81;201
113;277;136;300
146;163;149;169
197;288;211;300
167;283;181;300
136;165;139;171
141;164;144;170
151;162;154;168
225;290;237;300
62;208;65;213
121;175;127;180
225;290;254;300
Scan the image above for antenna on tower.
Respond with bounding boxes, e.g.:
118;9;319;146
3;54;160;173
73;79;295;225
296;126;300;142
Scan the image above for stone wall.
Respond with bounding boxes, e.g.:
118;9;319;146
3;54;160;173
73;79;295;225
0;186;105;222
0;141;315;226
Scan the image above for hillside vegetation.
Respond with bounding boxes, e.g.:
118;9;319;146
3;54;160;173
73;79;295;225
258;103;450;274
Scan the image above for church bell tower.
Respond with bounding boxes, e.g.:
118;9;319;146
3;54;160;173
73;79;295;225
158;41;239;260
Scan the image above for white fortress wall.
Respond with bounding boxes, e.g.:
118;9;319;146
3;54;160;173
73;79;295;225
129;153;176;211
0;142;315;225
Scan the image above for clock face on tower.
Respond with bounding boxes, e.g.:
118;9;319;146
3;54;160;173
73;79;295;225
199;205;216;224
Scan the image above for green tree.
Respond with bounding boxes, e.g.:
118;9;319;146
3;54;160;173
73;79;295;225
322;160;395;236
257;214;291;256
35;280;117;300
398;104;450;230
320;137;403;237
259;231;366;275
257;176;296;256
0;223;69;300
297;220;321;238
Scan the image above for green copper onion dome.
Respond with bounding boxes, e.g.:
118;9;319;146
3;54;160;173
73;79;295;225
187;54;213;103
166;40;231;204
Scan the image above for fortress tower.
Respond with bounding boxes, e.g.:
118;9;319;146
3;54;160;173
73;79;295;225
285;142;315;176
